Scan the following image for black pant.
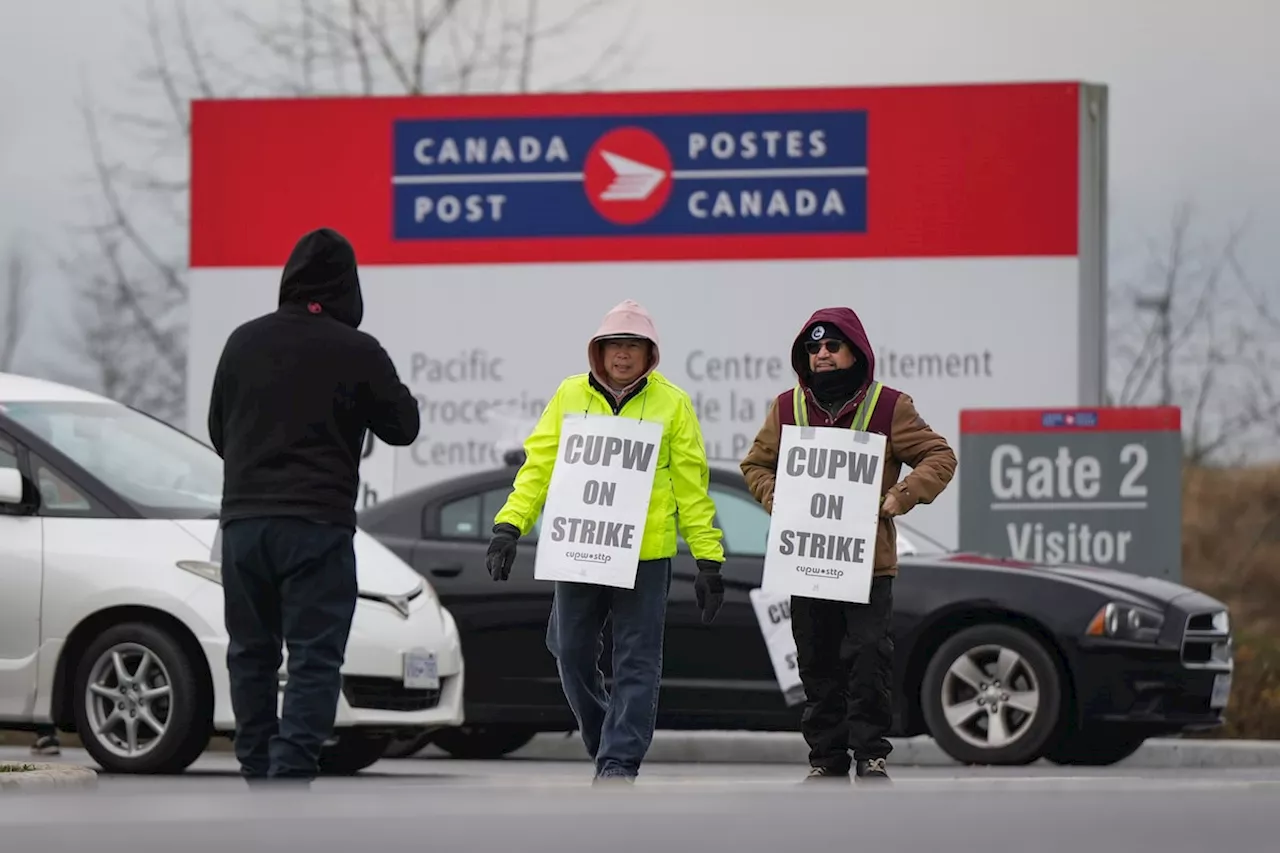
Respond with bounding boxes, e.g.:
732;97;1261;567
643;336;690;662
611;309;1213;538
220;516;358;780
791;576;894;772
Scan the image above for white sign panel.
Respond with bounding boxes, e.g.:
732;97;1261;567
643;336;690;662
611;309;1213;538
749;588;805;707
761;424;886;604
185;83;1107;554
532;414;663;589
188;259;1082;548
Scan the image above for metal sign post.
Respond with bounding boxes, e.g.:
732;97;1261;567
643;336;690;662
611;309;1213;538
958;407;1182;581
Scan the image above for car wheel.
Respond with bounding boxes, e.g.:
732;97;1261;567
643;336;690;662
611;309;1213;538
382;729;436;759
1044;727;1146;766
921;623;1062;766
318;731;392;775
72;621;211;774
430;725;537;759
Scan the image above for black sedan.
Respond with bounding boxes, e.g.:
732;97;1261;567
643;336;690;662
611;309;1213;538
359;457;1233;767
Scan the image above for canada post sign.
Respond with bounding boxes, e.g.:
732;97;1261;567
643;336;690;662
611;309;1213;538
391;111;868;240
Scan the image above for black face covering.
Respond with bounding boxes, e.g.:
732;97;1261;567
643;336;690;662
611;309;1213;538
808;364;865;409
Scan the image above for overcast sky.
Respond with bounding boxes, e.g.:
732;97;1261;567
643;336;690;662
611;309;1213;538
2;0;1278;387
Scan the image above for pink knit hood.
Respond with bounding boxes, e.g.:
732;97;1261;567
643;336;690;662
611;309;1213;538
588;299;660;395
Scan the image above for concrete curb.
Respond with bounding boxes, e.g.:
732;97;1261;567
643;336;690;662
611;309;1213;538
496;732;1280;768
0;762;99;794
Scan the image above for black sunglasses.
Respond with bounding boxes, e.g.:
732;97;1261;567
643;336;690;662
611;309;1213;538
804;339;845;355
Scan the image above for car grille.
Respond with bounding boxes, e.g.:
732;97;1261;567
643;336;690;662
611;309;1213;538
1181;610;1233;670
341;675;443;711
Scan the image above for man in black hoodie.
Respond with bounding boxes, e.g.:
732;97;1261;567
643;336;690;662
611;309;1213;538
207;227;420;783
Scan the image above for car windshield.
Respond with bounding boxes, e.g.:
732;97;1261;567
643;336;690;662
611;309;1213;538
0;400;223;518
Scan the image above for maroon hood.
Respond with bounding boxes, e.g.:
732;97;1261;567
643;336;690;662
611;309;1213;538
791;307;876;393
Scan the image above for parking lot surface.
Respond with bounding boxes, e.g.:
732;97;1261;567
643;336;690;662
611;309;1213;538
3;746;1279;852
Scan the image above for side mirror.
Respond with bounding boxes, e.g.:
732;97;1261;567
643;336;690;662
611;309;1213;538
0;468;24;506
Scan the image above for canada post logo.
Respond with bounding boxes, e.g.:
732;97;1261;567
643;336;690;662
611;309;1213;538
390;110;868;240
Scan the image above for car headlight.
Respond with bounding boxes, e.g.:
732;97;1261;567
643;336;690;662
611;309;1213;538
176;559;223;585
1085;601;1164;643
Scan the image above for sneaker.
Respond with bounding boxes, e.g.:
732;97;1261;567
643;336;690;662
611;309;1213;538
855;758;891;782
592;773;635;787
30;735;61;756
802;766;850;783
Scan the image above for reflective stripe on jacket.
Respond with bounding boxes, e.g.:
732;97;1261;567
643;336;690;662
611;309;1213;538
792;380;884;430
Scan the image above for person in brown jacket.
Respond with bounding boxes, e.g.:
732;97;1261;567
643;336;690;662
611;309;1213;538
740;307;957;783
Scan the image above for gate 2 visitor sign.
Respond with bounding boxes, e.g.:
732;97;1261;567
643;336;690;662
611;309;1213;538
957;407;1182;581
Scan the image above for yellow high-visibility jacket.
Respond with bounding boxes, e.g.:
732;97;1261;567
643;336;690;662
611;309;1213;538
494;370;725;564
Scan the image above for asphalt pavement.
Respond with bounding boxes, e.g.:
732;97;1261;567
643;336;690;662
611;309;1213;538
3;746;1279;852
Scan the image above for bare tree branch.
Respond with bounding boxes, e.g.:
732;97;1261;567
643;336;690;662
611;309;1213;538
1;243;30;373
448;0;493;92
144;0;192;137
1226;242;1280;335
1108;201;1280;465
346;0;376;94
62;0;639;424
175;0;217;99
518;0;538;92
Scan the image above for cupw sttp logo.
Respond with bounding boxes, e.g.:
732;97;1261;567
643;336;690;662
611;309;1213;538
390;108;869;242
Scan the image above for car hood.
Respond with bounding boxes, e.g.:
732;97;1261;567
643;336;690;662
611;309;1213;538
173;519;425;598
922;552;1220;610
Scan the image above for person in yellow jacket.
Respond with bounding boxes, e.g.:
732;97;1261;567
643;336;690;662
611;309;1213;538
486;299;726;784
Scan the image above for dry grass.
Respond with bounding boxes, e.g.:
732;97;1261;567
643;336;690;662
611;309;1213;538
1182;463;1280;739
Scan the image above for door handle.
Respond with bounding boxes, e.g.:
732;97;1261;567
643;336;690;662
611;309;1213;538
429;564;463;578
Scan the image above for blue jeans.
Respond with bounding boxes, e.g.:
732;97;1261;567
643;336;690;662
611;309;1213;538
220;517;358;780
545;558;672;779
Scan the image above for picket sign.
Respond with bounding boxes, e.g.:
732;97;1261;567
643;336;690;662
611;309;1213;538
533;413;663;589
748;588;805;707
761;424;886;604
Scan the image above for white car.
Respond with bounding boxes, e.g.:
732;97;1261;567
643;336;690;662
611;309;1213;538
0;371;464;774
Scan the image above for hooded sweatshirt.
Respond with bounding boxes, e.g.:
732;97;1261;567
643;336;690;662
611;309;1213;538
207;228;420;529
789;307;877;422
587;298;661;412
740;307;957;576
493;299;725;564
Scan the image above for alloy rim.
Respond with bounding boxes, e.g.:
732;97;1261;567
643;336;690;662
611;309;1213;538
940;643;1041;750
84;642;173;759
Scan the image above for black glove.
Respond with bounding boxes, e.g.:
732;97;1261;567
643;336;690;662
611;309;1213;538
486;523;520;581
694;560;725;624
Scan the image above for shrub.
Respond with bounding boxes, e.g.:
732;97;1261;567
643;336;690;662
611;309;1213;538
1181;463;1280;739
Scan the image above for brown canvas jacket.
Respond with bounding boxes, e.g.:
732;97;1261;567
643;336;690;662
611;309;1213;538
741;392;956;577
740;307;957;578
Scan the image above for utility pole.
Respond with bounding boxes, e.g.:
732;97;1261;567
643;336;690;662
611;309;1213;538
1135;293;1173;406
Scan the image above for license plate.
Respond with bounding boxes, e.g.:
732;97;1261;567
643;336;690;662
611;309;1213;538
403;649;439;690
1210;672;1232;709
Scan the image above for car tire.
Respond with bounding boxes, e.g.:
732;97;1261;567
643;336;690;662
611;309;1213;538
72;621;211;774
921;623;1063;766
429;725;537;759
382;729;437;759
1044;726;1146;766
318;731;392;775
